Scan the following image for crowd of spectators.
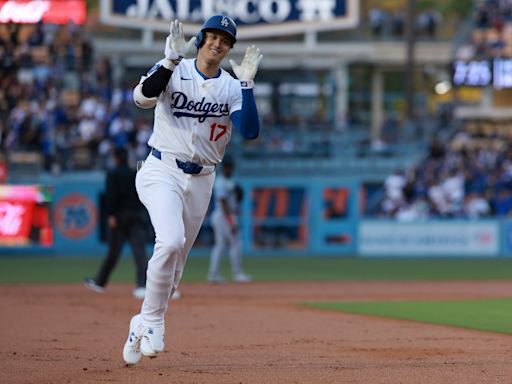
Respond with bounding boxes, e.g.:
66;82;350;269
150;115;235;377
462;0;512;59
368;7;441;39
0;21;151;174
0;20;338;174
0;15;459;177
379;120;512;219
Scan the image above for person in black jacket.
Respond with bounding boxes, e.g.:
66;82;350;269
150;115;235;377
84;147;148;299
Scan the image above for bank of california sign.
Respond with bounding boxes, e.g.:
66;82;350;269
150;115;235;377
100;0;359;38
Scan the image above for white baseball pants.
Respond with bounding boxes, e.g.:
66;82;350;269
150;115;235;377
136;154;214;327
208;210;243;277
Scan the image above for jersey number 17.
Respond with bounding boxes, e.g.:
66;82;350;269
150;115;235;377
210;123;227;142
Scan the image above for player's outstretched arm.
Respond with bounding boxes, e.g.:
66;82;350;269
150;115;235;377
134;20;196;108
229;46;263;139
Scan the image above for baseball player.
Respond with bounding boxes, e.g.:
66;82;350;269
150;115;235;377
123;15;263;365
208;156;252;283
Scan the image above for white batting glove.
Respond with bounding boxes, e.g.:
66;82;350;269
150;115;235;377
229;45;263;89
163;20;197;70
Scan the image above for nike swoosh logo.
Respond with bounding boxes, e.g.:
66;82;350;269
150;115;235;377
181;77;192;80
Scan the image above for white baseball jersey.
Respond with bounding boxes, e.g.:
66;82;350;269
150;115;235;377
213;174;239;218
139;58;243;166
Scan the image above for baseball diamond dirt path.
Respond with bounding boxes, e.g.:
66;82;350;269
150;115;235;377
2;281;512;383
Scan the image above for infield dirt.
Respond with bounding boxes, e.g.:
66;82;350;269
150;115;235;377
2;281;512;383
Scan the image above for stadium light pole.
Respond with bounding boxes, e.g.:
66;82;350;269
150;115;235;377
405;0;416;121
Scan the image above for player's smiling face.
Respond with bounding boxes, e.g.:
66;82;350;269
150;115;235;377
198;31;232;65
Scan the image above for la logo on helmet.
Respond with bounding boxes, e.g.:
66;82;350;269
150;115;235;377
221;17;230;27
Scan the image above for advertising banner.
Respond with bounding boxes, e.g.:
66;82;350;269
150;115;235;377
359;221;500;257
0;0;86;25
0;185;53;247
51;178;105;256
250;186;308;250
100;0;359;38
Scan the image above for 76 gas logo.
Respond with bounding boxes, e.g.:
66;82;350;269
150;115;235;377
55;194;97;240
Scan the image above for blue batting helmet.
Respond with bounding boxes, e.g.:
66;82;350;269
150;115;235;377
195;15;237;48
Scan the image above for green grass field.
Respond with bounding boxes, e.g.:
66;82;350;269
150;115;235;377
3;256;512;335
307;298;512;335
2;256;512;283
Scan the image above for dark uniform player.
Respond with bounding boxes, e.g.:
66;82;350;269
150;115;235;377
84;147;148;299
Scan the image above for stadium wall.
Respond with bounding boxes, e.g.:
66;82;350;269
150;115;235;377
1;173;511;258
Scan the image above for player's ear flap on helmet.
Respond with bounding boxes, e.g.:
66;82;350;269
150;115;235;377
195;30;203;49
195;15;237;49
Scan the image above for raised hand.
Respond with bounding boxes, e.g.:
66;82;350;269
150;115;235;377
229;45;263;82
165;20;197;62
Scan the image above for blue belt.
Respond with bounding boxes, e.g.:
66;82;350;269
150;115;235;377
151;148;206;175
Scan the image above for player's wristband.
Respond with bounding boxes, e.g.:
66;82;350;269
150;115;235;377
240;80;254;89
162;58;181;71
